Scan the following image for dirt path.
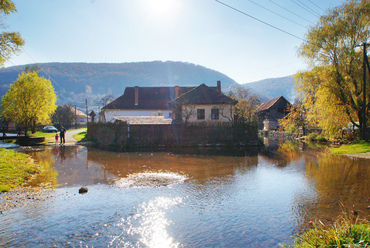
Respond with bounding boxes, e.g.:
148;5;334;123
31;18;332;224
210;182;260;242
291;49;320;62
45;128;87;145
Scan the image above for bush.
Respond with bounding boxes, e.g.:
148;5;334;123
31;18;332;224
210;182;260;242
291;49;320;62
290;215;370;247
306;132;317;141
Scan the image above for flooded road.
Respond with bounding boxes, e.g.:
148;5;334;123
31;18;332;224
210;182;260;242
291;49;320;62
1;142;370;247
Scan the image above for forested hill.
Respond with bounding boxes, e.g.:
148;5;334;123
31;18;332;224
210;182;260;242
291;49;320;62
0;61;239;109
243;75;296;103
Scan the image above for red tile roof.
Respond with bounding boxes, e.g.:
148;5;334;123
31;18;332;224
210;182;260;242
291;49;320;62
256;96;289;112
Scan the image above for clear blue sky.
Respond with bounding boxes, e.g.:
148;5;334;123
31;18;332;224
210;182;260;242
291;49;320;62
4;0;344;84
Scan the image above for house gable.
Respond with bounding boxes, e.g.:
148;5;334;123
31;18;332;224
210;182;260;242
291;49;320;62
256;96;291;130
170;84;237;123
170;84;237;105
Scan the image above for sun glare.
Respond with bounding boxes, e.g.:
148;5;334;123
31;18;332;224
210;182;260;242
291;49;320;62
140;0;180;23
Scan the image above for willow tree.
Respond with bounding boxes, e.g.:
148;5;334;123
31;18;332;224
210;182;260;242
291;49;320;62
1;71;57;133
0;0;25;66
296;0;370;138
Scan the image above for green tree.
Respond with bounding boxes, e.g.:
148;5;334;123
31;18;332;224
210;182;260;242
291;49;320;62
297;0;370;138
227;86;261;124
1;71;57;133
0;0;25;66
279;104;306;133
52;105;75;127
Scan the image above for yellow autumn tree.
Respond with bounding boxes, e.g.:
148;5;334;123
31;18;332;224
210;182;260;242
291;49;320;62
296;0;370;138
1;70;57;133
0;0;25;66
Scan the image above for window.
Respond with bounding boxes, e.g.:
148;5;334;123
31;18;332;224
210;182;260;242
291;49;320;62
211;109;219;120
197;109;205;120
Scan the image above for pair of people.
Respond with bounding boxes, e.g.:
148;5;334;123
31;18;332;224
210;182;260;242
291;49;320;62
55;126;66;145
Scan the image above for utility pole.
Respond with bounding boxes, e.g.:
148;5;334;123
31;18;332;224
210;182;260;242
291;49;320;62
85;99;89;124
362;43;369;140
75;105;77;129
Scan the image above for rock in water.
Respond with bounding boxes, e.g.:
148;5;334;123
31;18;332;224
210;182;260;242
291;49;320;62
78;187;88;194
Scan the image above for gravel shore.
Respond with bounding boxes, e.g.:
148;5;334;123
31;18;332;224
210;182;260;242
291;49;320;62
0;187;56;214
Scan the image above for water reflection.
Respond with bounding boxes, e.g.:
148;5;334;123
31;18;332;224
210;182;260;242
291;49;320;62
109;197;183;247
87;147;259;183
5;141;370;247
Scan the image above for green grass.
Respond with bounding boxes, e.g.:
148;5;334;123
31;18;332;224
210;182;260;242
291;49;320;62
330;140;370;154
0;148;43;192
74;131;86;142
30;131;57;138
290;216;370;247
74;130;94;142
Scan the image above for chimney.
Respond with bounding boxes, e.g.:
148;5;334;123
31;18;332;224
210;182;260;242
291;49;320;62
135;86;139;105
175;86;179;98
217;81;221;93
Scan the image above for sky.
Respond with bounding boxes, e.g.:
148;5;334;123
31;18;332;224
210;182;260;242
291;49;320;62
4;0;345;84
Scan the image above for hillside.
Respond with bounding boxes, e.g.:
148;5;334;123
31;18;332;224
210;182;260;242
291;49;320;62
0;61;239;110
243;75;297;103
0;61;298;111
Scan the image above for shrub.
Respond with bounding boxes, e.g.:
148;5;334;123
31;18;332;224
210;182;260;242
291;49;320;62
291;215;370;247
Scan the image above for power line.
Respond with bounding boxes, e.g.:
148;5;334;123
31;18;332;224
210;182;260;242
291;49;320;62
214;0;306;42
3;27;84;104
6;59;85;104
306;0;325;12
267;0;314;25
246;0;306;28
291;0;320;17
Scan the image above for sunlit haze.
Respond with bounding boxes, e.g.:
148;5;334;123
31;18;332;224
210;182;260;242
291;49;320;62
4;0;344;84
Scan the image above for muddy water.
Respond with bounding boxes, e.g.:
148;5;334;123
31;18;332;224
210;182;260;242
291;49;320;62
1;142;370;247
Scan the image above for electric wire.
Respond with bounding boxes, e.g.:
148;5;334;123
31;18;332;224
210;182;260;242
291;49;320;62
291;0;320;17
2;26;85;104
246;0;307;28
306;0;325;12
6;58;84;104
215;0;307;42
267;0;314;25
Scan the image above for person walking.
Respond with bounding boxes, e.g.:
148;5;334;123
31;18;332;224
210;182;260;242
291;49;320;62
55;133;59;144
60;126;66;145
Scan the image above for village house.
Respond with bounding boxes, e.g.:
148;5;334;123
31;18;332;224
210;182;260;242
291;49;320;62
101;82;224;123
256;96;291;131
170;83;237;124
69;106;88;124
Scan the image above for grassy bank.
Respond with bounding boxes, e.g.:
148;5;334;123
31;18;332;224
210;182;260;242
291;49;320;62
290;216;370;247
330;140;370;154
0;148;44;192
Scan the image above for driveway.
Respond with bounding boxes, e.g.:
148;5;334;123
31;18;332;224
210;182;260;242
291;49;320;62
64;128;87;144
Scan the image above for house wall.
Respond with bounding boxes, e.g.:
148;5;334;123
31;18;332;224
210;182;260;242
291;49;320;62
268;98;289;122
183;104;233;123
104;109;172;122
76;117;87;123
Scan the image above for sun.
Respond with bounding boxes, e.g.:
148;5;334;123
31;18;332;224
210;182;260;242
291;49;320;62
140;0;180;22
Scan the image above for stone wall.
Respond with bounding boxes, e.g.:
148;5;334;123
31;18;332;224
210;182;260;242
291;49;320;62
261;130;300;140
87;122;259;149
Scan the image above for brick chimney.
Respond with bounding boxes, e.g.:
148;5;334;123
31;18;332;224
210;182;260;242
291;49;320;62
217;81;221;93
135;86;139;105
175;85;179;98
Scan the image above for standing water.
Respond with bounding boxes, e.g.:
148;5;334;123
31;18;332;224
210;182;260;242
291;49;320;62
1;141;370;247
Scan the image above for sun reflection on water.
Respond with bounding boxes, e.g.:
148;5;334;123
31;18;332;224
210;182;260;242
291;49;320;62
109;197;183;248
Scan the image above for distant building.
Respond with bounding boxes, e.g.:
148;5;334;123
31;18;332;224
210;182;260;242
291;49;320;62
69;106;88;124
256;96;291;130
